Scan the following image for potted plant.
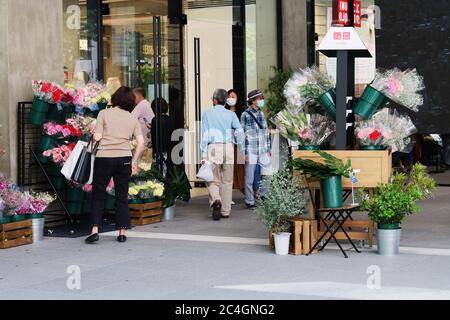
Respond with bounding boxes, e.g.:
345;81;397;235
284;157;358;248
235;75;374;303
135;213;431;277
360;163;435;256
291;151;352;209
256;169;308;255
162;167;191;220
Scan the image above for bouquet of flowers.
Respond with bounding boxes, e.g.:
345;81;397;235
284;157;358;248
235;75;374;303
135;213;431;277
271;108;335;146
356;127;392;147
66;115;97;137
284;67;335;112
371;68;425;112
370;108;417;152
1;190;25;215
43;122;82;139
43;143;76;166
32;80;65;104
128;180;165;200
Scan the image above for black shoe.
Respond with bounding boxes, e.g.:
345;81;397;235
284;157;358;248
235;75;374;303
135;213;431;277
246;203;257;210
212;200;222;221
85;233;99;244
221;214;230;219
117;235;127;243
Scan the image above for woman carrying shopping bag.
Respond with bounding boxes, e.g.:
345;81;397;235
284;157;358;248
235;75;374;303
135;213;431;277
85;87;145;244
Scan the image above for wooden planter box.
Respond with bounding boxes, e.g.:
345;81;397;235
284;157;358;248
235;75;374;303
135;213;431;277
129;201;163;226
269;217;318;256
0;220;33;249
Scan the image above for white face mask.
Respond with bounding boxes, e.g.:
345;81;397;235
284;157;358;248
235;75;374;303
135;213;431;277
227;98;237;107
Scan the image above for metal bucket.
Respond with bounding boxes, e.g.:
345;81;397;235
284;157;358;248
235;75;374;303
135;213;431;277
377;228;401;256
274;232;291;255
32;218;45;242
163;206;176;221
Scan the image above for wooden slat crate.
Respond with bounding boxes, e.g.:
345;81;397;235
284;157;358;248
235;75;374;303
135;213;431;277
129;201;163;226
0;220;33;249
269;217;318;255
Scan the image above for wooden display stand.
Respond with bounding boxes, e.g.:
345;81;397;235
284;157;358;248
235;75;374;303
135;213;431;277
129;201;163;226
293;149;392;248
269;217;318;255
0;220;33;249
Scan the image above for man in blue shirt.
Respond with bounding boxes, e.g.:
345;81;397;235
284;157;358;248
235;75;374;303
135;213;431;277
201;89;244;220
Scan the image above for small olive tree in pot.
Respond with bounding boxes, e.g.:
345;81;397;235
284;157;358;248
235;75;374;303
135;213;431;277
360;163;436;256
256;169;308;255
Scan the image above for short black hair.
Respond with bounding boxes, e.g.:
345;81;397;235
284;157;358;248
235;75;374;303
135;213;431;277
133;87;146;99
111;86;136;112
151;98;169;114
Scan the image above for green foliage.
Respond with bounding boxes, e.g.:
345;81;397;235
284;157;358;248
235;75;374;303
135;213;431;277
141;165;190;208
290;151;352;179
360;163;436;225
255;169;308;234
266;67;293;122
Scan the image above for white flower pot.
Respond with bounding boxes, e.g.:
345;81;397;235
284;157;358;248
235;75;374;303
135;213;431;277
377;228;401;256
273;232;291;255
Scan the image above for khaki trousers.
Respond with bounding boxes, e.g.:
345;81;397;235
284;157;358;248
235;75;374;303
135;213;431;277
206;143;234;216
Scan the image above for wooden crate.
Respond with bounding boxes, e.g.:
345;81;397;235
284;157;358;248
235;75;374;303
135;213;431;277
129;201;163;226
269;217;318;255
0;220;33;249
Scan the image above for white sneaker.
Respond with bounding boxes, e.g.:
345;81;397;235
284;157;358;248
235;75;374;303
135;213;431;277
231;201;236;205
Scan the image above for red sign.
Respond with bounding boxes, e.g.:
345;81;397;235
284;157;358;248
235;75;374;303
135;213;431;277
332;0;362;27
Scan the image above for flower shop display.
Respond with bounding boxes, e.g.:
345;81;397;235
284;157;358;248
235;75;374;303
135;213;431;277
356;127;392;151
255;169;308;255
284;67;336;119
72;81;111;114
354;68;425;119
291;151;352;209
31;80;65;125
271;109;335;150
359;163;435;256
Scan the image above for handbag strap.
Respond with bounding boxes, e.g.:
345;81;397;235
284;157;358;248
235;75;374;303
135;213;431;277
87;137;100;156
245;110;264;130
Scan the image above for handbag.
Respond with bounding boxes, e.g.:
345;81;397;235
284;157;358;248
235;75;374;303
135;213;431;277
61;141;87;181
70;138;99;184
196;160;214;182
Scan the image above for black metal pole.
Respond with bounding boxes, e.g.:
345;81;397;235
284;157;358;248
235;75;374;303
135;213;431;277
336;50;349;150
348;0;355;27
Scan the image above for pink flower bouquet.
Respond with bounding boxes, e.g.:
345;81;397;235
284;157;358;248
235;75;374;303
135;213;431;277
356;127;392;147
43;144;76;166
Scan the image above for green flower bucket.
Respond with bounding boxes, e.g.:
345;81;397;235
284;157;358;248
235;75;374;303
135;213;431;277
10;215;27;222
98;102;108;110
32;98;49;113
0;216;11;224
353;86;387;119
128;199;143;205
143;197;158;203
46;104;65;123
37;154;49;164
39;135;56;152
298;145;321;151
63;103;75;114
49;164;62;175
360;145;387;151
66;201;83;215
30;111;47;126
27;213;44;219
50;175;66;190
318;88;336;120
104;195;116;210
82;198;92;214
65;187;85;202
378;223;401;230
320;175;343;209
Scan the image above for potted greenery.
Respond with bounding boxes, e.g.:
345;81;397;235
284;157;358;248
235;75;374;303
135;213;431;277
360;163;435;256
256;169;308;255
291;151;352;209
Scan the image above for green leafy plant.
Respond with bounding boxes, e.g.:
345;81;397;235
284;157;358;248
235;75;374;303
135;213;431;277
256;169;308;234
290;151;352;179
163;166;191;208
266;67;293;122
359;163;436;226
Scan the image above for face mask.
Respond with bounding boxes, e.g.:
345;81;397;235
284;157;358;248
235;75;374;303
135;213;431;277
227;98;237;107
257;99;265;109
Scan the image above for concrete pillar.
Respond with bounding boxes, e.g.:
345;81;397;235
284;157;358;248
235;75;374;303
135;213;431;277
0;0;64;180
282;0;308;70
